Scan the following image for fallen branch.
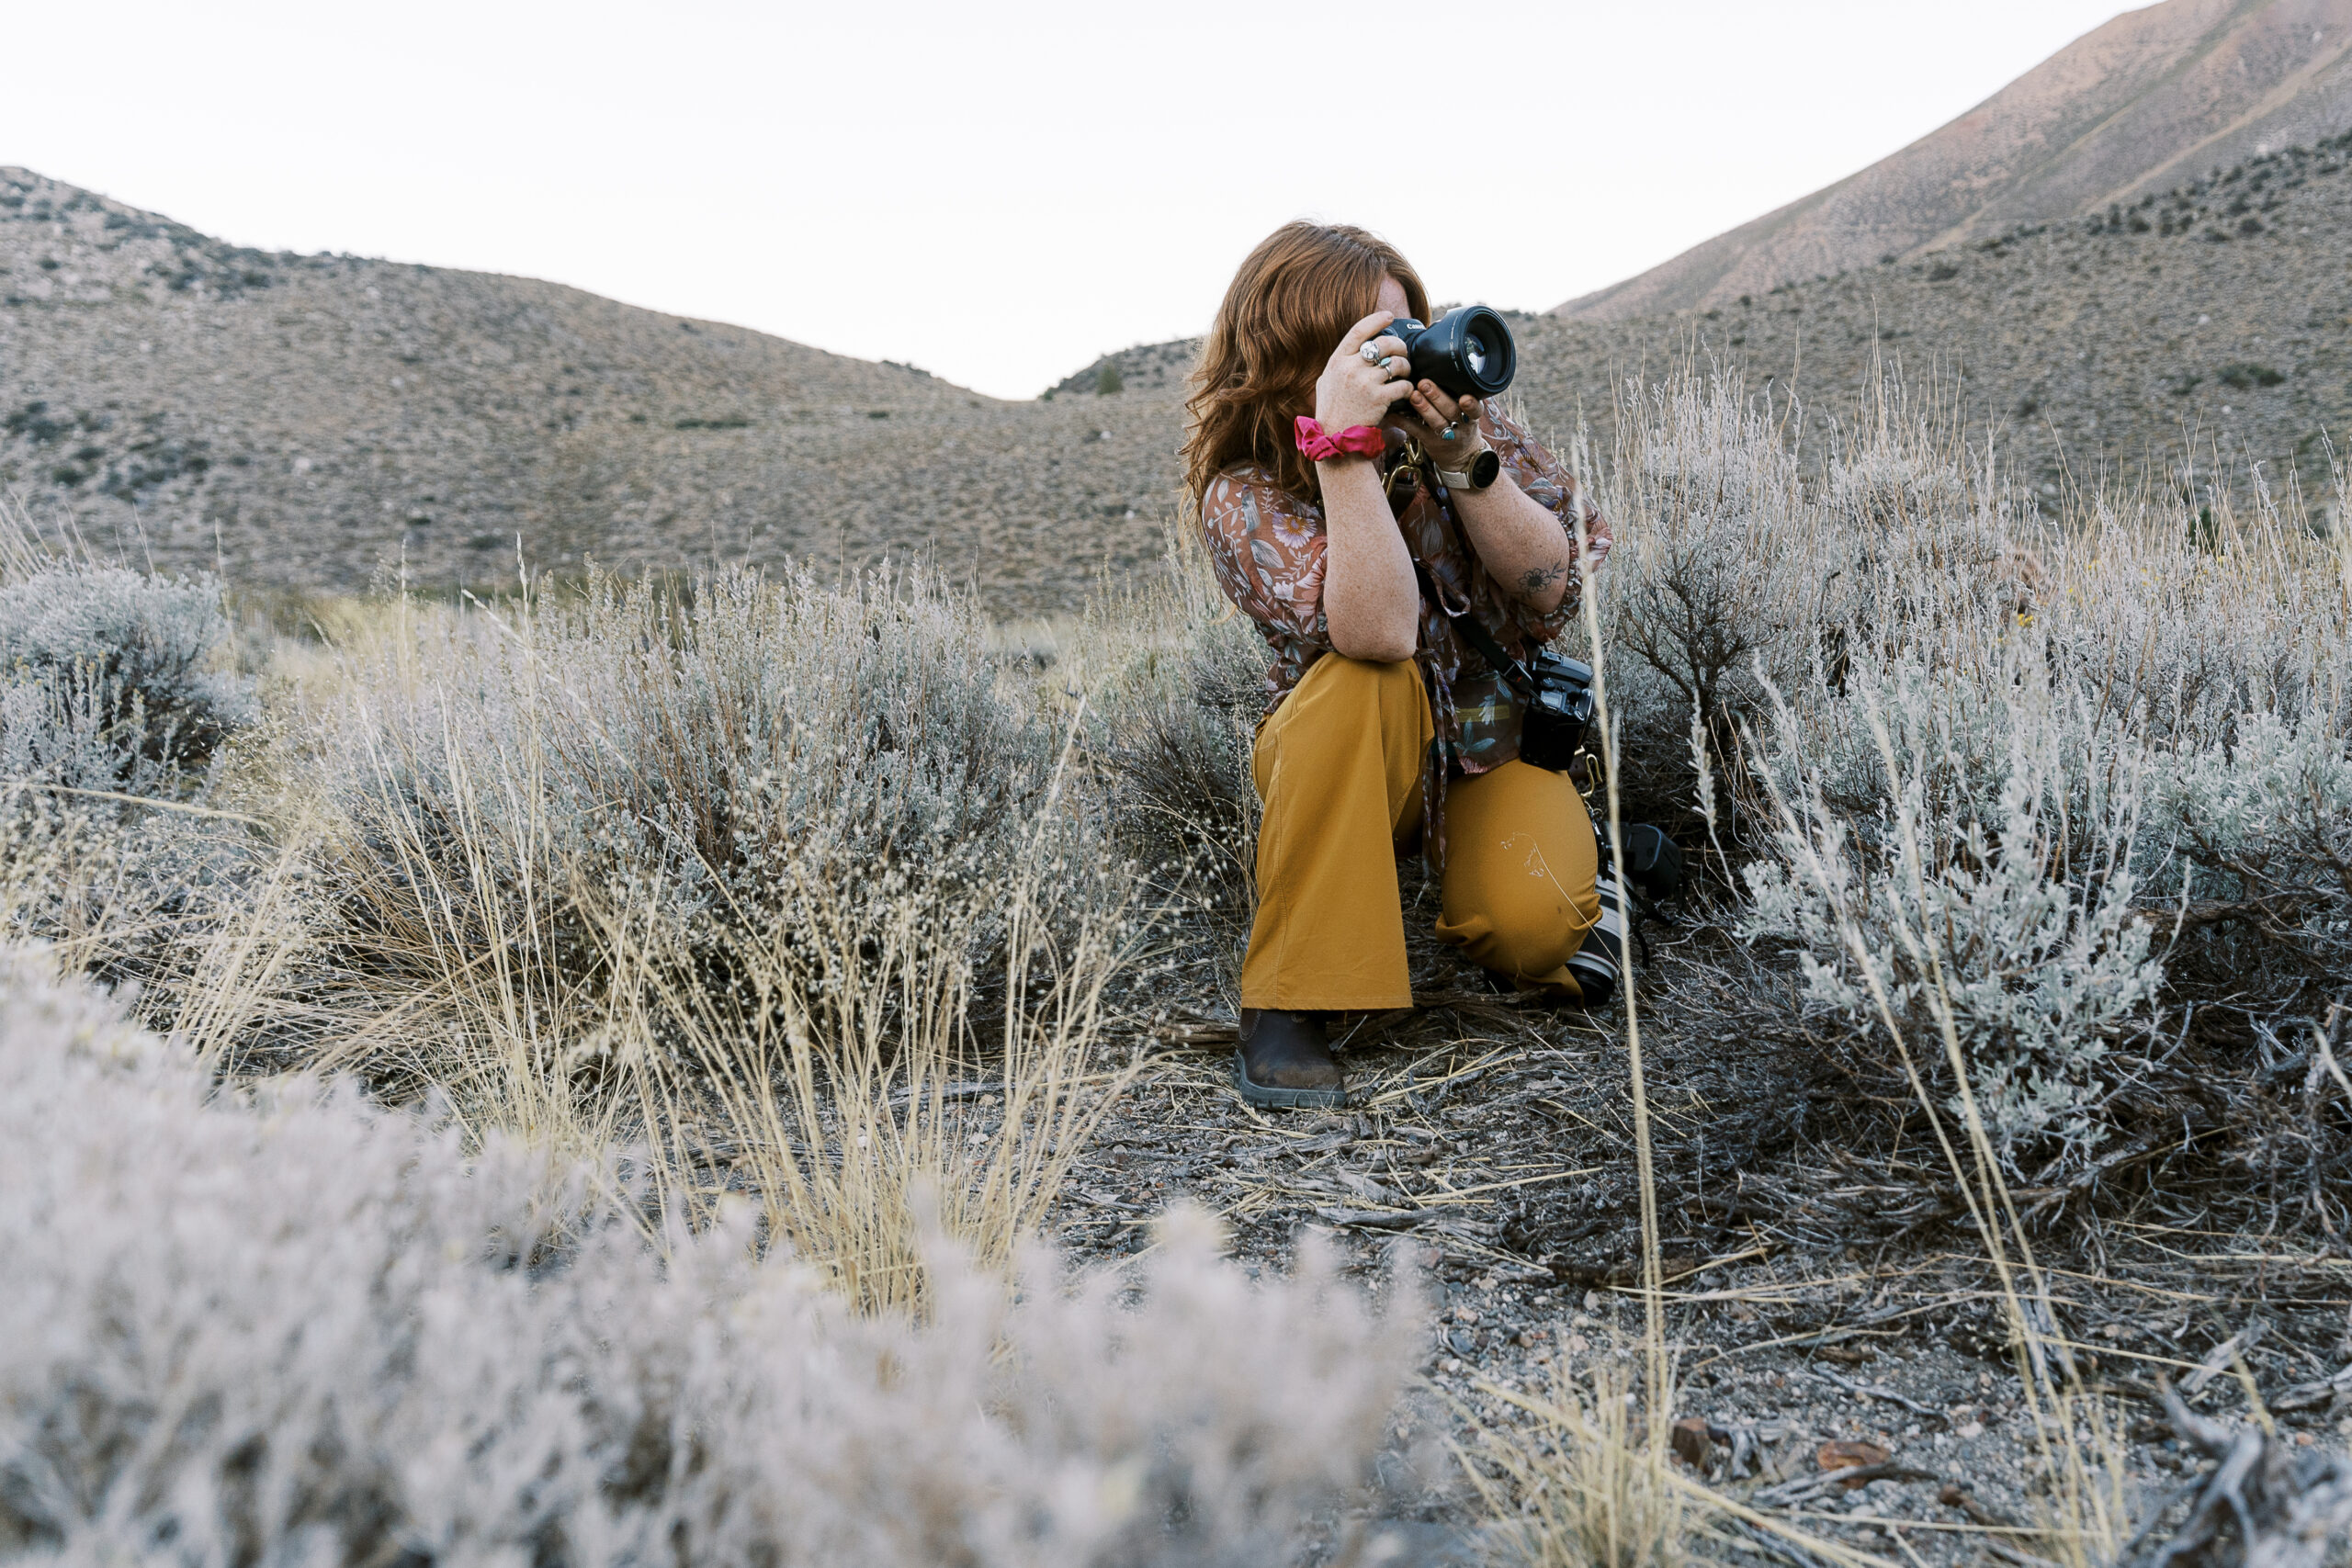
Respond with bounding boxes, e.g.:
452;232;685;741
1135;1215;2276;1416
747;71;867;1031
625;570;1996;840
2180;1318;2268;1397
1750;1461;1934;1509
2122;1382;2352;1568
1798;1365;1949;1426
2271;1361;2352;1414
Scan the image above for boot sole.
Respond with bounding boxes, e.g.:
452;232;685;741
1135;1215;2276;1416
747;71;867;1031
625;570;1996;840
1232;1050;1349;1111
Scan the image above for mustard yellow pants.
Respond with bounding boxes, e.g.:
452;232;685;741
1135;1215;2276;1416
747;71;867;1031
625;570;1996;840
1238;652;1603;1011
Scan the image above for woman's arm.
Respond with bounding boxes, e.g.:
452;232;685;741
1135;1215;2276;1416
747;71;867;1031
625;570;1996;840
1317;311;1421;663
1397;374;1605;616
1447;467;1578;615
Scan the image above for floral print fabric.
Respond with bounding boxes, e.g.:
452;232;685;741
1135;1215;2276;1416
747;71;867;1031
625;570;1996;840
1199;405;1597;777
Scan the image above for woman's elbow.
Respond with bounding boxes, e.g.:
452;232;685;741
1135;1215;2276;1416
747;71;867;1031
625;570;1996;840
1328;626;1419;664
1514;562;1572;616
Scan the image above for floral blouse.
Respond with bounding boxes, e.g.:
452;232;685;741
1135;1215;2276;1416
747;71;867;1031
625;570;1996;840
1200;405;1599;782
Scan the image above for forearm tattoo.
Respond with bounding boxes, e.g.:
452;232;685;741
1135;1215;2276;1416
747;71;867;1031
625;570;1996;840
1518;563;1568;595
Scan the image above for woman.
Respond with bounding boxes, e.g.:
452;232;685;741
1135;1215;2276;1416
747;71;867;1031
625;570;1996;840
1184;220;1614;1110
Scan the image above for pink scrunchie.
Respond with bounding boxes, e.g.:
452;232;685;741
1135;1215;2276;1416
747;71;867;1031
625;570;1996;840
1294;416;1385;462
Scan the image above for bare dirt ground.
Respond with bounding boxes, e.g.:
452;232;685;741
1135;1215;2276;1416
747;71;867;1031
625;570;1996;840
1017;893;2352;1564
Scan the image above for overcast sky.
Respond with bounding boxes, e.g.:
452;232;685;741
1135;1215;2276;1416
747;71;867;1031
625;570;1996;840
3;0;2138;400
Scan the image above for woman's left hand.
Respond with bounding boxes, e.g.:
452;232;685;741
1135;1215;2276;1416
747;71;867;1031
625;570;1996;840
1395;378;1486;458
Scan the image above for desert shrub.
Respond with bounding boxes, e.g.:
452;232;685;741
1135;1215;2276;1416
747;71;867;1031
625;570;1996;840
0;945;1418;1566
0;518;259;984
1742;681;2168;1168
1079;525;1270;1000
231;563;1144;1296
1579;370;2014;834
0;559;254;800
287;563;1075;1087
1585;371;2349;1170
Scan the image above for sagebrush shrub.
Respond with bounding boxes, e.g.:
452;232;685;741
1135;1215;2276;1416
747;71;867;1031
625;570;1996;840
0;946;1418;1566
1578;371;2348;1167
0;539;257;981
289;564;1086;1091
1082;529;1271;999
1743;693;2166;1167
0;560;254;798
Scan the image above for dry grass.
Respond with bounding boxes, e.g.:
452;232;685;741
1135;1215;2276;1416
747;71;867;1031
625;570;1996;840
6;362;2348;1562
1468;1358;1702;1568
232;566;1148;1305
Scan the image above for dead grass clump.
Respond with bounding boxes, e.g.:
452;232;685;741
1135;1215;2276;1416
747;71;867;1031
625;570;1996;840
1467;1359;1703;1568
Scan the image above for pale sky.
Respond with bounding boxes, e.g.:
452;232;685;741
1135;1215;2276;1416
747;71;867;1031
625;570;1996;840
3;0;2139;400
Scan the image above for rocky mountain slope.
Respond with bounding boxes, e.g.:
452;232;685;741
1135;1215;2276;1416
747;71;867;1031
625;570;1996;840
1065;131;2352;527
1526;131;2352;513
9;128;2347;627
0;169;1175;616
1556;0;2352;321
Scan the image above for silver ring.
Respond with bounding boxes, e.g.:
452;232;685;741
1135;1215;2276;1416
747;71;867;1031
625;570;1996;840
1380;355;1403;375
1440;424;1458;441
1359;343;1382;364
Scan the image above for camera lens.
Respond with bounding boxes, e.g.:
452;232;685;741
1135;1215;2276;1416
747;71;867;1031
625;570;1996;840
1411;306;1515;399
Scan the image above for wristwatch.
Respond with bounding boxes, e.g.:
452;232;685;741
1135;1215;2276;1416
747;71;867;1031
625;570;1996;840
1436;447;1501;491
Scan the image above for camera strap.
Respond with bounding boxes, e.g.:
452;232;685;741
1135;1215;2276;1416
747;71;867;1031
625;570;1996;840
1412;559;1535;697
1405;457;1537;697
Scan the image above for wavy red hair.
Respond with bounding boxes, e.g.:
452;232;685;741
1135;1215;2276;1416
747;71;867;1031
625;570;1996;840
1182;221;1430;509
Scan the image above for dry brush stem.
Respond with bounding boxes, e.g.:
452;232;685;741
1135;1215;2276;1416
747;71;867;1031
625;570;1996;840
2124;1384;2352;1568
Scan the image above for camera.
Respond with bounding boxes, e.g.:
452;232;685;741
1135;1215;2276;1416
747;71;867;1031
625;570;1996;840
1514;649;1595;773
1385;306;1517;399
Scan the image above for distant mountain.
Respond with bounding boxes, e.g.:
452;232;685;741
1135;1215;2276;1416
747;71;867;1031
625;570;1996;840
1057;133;2352;527
1555;0;2352;321
0;169;1173;615
1517;133;2352;521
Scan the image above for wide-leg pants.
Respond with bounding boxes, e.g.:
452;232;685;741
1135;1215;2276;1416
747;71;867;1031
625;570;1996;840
1237;651;1603;1011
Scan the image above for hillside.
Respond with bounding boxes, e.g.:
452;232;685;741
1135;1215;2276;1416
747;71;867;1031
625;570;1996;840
1556;0;2352;321
9;132;2346;629
1522;133;2352;513
0;169;1175;615
1061;132;2352;527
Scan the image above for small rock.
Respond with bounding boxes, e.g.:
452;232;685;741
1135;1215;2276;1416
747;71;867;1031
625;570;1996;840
1671;1416;1714;1467
1818;1439;1892;1488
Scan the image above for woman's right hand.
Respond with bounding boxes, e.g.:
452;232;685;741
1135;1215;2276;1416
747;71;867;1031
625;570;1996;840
1314;310;1417;436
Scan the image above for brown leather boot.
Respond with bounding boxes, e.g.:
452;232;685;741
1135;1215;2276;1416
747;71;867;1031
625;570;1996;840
1233;1008;1348;1109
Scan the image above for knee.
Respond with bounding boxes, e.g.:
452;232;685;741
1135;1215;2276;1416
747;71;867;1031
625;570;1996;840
1476;904;1584;980
1443;845;1600;979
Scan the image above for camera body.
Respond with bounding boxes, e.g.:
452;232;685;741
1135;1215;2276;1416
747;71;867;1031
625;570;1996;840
1515;649;1595;773
1386;306;1517;400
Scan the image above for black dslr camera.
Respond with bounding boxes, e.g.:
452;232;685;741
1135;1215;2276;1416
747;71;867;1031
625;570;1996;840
1385;305;1517;399
1514;649;1596;773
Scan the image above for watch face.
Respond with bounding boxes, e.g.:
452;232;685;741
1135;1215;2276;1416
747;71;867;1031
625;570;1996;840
1471;448;1502;489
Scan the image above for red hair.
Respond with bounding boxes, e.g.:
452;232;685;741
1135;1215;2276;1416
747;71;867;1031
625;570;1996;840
1182;221;1430;508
